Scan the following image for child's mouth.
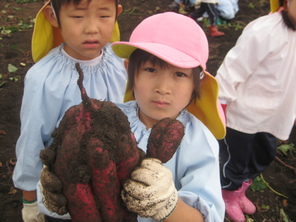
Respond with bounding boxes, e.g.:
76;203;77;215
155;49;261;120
83;40;99;48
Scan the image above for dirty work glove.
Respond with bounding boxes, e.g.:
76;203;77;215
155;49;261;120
122;158;178;221
40;166;68;215
22;200;45;222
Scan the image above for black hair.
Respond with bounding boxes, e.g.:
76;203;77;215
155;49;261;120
282;10;296;31
127;49;202;102
50;0;119;27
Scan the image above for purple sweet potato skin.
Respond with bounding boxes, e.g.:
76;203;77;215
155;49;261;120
147;117;185;163
53;100;101;222
52;99;139;222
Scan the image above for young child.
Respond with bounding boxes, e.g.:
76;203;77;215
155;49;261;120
38;12;226;221
215;0;296;221
189;0;225;37
12;0;126;221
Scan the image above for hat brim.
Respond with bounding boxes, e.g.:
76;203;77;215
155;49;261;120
112;42;201;68
124;71;226;139
32;1;120;62
186;72;226;139
270;0;280;12
32;1;54;62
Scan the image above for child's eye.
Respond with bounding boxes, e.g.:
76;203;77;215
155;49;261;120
144;67;157;73
100;15;111;18
71;15;83;18
175;72;187;77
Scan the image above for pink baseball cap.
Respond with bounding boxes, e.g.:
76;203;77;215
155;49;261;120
112;12;208;69
112;12;225;139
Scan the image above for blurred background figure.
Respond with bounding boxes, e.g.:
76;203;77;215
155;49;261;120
217;0;239;21
189;0;225;37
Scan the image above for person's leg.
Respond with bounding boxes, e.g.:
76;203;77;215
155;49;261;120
235;132;276;217
190;3;206;20
203;3;219;25
248;132;277;179
220;127;254;191
204;3;225;37
219;128;256;221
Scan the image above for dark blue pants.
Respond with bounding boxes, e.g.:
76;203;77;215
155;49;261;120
219;127;277;191
190;3;219;25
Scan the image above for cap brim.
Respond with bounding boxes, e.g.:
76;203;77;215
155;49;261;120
112;42;201;68
124;71;226;139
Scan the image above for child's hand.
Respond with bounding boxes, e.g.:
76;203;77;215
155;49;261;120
22;201;45;222
122;158;178;221
40;166;68;215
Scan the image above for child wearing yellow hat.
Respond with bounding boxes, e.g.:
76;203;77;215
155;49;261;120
12;0;126;221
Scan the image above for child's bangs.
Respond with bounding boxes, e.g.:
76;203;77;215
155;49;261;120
135;49;169;69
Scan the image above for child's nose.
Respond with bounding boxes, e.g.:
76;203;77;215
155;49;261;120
85;19;99;34
155;76;171;95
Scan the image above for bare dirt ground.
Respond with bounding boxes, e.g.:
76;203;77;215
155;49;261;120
0;0;295;221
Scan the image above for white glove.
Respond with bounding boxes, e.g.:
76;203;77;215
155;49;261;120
22;201;45;222
122;158;178;221
40;165;68;215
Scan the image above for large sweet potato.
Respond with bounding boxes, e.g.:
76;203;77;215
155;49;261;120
40;63;185;222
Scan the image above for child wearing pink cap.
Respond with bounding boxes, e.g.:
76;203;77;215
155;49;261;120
12;0;125;221
38;12;226;222
216;0;296;221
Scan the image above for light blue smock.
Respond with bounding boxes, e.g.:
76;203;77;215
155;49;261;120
38;101;225;221
13;43;127;191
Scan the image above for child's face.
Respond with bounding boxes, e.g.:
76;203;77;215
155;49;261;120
133;60;195;129
58;0;119;60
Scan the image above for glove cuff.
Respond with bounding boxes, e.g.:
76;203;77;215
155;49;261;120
22;196;37;204
153;189;178;221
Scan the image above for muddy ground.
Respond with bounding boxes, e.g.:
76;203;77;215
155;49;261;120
0;0;295;221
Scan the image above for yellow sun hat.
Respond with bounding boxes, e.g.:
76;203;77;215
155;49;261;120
32;1;120;63
270;0;280;12
113;12;226;139
270;0;288;13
